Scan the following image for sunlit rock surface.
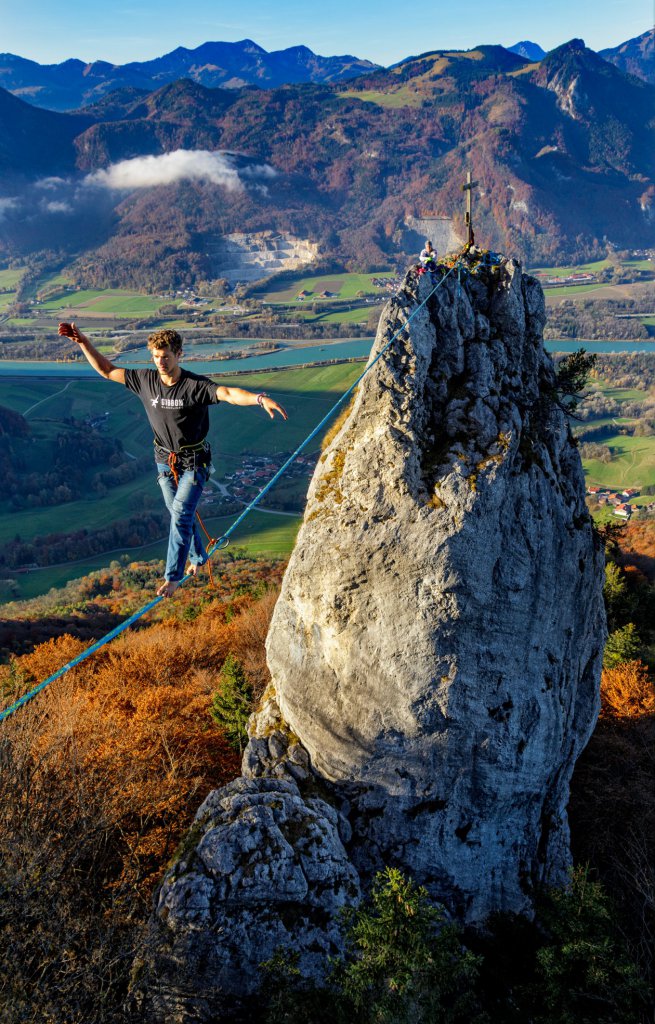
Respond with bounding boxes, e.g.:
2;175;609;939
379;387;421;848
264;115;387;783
266;254;606;921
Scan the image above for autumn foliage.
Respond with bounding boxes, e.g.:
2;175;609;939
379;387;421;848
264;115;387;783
601;659;655;719
0;565;280;1022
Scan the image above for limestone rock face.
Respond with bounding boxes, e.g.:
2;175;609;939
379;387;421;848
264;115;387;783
138;254;606;1018
137;775;359;1021
267;256;605;921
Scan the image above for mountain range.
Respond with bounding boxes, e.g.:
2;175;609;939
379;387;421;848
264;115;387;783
0;30;652;114
0;40;380;112
0;37;653;289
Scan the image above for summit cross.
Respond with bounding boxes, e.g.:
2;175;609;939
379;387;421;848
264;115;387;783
462;170;479;246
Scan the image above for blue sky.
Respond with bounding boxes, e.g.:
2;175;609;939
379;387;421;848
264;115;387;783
1;0;651;66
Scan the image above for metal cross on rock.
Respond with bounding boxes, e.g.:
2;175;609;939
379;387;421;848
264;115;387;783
461;171;479;246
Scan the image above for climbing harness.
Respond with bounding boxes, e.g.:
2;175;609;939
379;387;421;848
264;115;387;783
0;247;471;723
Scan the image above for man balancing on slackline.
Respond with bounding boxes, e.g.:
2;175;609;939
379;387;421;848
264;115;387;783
58;323;288;598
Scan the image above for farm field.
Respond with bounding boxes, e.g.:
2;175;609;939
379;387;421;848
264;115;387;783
38;288;166;316
530;258;614;277
257;270;396;303
0;267;24;310
338;87;422;109
581;433;655;492
0;268;24;290
314;306;372;324
578;378;655;498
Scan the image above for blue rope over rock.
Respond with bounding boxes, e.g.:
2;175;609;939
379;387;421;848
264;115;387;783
0;251;468;723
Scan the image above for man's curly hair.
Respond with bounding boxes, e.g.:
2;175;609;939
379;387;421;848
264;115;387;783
147;329;183;354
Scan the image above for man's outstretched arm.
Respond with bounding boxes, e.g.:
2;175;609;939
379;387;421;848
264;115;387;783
215;385;287;420
58;322;126;384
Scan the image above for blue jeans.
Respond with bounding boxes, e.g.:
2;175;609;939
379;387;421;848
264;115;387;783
156;462;212;582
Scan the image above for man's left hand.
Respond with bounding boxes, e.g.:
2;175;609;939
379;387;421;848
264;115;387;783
262;397;288;420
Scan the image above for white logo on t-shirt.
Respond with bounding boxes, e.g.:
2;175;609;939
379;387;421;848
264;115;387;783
151;396;160;408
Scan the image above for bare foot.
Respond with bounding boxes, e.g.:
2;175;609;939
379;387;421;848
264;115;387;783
186;563;200;577
157;579;181;598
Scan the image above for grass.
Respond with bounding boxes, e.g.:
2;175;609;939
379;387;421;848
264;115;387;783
39;289;164;315
579;381;655;492
258;271;395;302
0;475;159;546
581;433;655;491
313;307;371;324
530;259;614;277
0;267;25;311
593;384;647;403
623;259;655;272
543;283;609;297
0;267;25;290
339;87;423;109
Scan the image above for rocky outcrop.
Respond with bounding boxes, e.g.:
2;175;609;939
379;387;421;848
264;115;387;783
136;770;358;1021
136;252;606;1020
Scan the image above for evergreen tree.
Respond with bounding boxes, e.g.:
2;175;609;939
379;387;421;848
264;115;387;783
335;867;482;1024
603;622;641;669
528;867;650;1024
210;654;253;754
553;349;597;416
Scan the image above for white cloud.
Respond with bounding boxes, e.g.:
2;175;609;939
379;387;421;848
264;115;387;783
41;200;73;214
83;149;270;192
0;198;20;220
35;176;69;190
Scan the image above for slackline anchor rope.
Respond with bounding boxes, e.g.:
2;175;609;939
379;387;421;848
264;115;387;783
0;250;469;723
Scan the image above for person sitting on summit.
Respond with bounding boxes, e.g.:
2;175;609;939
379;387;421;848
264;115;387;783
419;239;438;271
57;323;287;598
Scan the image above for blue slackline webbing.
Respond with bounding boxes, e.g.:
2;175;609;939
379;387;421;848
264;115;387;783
0;254;465;724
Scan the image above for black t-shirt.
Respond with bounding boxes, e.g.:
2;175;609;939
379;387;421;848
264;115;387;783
124;368;219;460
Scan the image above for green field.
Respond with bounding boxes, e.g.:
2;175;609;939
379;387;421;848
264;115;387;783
0;267;24;311
530;259;613;277
579;382;655;492
1;510;301;602
39;288;165;316
623;259;655;272
543;283;609;298
259;271;396;303
582;433;655;491
0;362;359;599
339;87;422;109
314;306;372;324
0;268;25;290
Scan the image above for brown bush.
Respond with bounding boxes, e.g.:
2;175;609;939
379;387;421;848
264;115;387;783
0;584;281;1022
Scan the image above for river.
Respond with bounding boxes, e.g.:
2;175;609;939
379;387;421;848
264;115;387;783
0;337;653;378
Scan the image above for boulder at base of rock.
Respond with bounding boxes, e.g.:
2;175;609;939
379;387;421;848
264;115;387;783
135;776;359;1021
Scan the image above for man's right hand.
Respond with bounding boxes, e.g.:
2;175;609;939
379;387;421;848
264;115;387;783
58;321;86;345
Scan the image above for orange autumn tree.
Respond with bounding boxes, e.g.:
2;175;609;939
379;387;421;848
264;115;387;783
601;659;655;720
